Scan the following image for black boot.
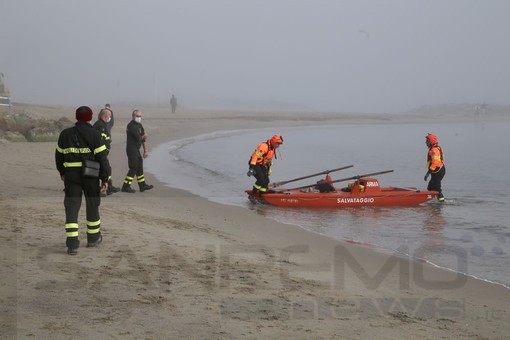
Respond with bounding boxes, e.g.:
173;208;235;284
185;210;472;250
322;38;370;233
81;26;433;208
139;183;154;192
107;180;120;195
66;237;79;255
121;183;136;193
87;234;103;248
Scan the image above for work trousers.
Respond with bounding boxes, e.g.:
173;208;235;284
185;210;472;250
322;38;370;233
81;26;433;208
427;166;446;195
124;152;147;187
63;170;102;249
252;164;270;193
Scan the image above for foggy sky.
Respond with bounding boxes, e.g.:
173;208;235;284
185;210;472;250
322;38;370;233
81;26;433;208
1;0;509;113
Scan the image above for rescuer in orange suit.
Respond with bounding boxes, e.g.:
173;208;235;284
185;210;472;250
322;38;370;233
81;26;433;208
247;134;283;196
424;133;446;202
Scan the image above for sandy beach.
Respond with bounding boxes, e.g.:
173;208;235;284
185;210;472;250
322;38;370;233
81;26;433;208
1;104;509;339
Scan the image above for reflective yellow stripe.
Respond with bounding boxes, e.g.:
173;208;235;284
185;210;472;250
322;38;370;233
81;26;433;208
94;145;107;154
87;220;100;234
87;219;101;227
254;184;266;191
65;223;79;237
64;162;83;168
101;133;110;140
57;146;92;154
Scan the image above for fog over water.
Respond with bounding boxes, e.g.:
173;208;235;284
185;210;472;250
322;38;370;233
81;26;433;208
1;0;509;112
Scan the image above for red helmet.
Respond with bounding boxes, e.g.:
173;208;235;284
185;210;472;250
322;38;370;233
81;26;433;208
269;134;283;146
426;133;438;145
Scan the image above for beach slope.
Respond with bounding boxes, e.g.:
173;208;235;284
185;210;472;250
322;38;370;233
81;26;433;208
1;105;509;339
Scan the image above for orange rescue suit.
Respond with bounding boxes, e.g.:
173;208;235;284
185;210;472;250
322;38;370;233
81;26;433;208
249;142;275;167
426;145;444;173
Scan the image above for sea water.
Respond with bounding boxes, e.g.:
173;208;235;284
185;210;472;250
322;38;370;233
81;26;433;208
146;120;510;288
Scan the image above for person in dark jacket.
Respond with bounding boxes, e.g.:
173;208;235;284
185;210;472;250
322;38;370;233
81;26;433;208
93;108;120;195
104;103;114;132
170;95;177;113
121;109;154;193
55;106;110;255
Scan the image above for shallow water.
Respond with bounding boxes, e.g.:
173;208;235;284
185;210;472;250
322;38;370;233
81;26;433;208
146;121;510;288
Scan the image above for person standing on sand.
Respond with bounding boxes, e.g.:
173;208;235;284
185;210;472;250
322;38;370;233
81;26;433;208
55;106;110;255
424;133;446;202
121;109;154;193
481;101;487;115
247;134;283;196
170;94;177;113
93;108;120;196
104;103;114;132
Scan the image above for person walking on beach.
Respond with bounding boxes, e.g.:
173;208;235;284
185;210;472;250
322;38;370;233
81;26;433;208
170;94;177;113
121;109;154;193
93;108;120;196
55;106;110;255
424;133;446;202
247;134;283;196
480;101;487;115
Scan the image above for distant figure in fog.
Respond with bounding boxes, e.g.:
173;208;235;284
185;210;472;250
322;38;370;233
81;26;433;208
481;102;487;115
474;105;480;117
170;94;177;113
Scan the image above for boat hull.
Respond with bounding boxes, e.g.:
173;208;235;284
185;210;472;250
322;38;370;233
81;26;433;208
246;177;438;208
248;189;437;208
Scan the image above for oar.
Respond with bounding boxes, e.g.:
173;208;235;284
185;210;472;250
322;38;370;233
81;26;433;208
389;186;419;192
270;164;354;188
284;170;394;191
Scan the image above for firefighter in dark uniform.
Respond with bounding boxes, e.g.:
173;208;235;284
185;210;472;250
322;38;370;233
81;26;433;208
104;103;114;132
121;109;154;193
93;108;120;195
55;106;110;255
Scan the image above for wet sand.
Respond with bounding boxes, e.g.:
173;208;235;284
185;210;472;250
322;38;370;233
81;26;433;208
1;104;509;339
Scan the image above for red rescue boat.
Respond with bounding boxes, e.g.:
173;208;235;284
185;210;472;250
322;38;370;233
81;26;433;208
246;177;437;208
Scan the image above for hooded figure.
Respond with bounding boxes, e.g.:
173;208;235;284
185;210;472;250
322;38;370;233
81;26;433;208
424;133;446;202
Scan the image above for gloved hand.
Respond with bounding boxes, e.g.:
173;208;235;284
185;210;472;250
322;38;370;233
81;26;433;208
247;168;254;177
424;171;430;181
